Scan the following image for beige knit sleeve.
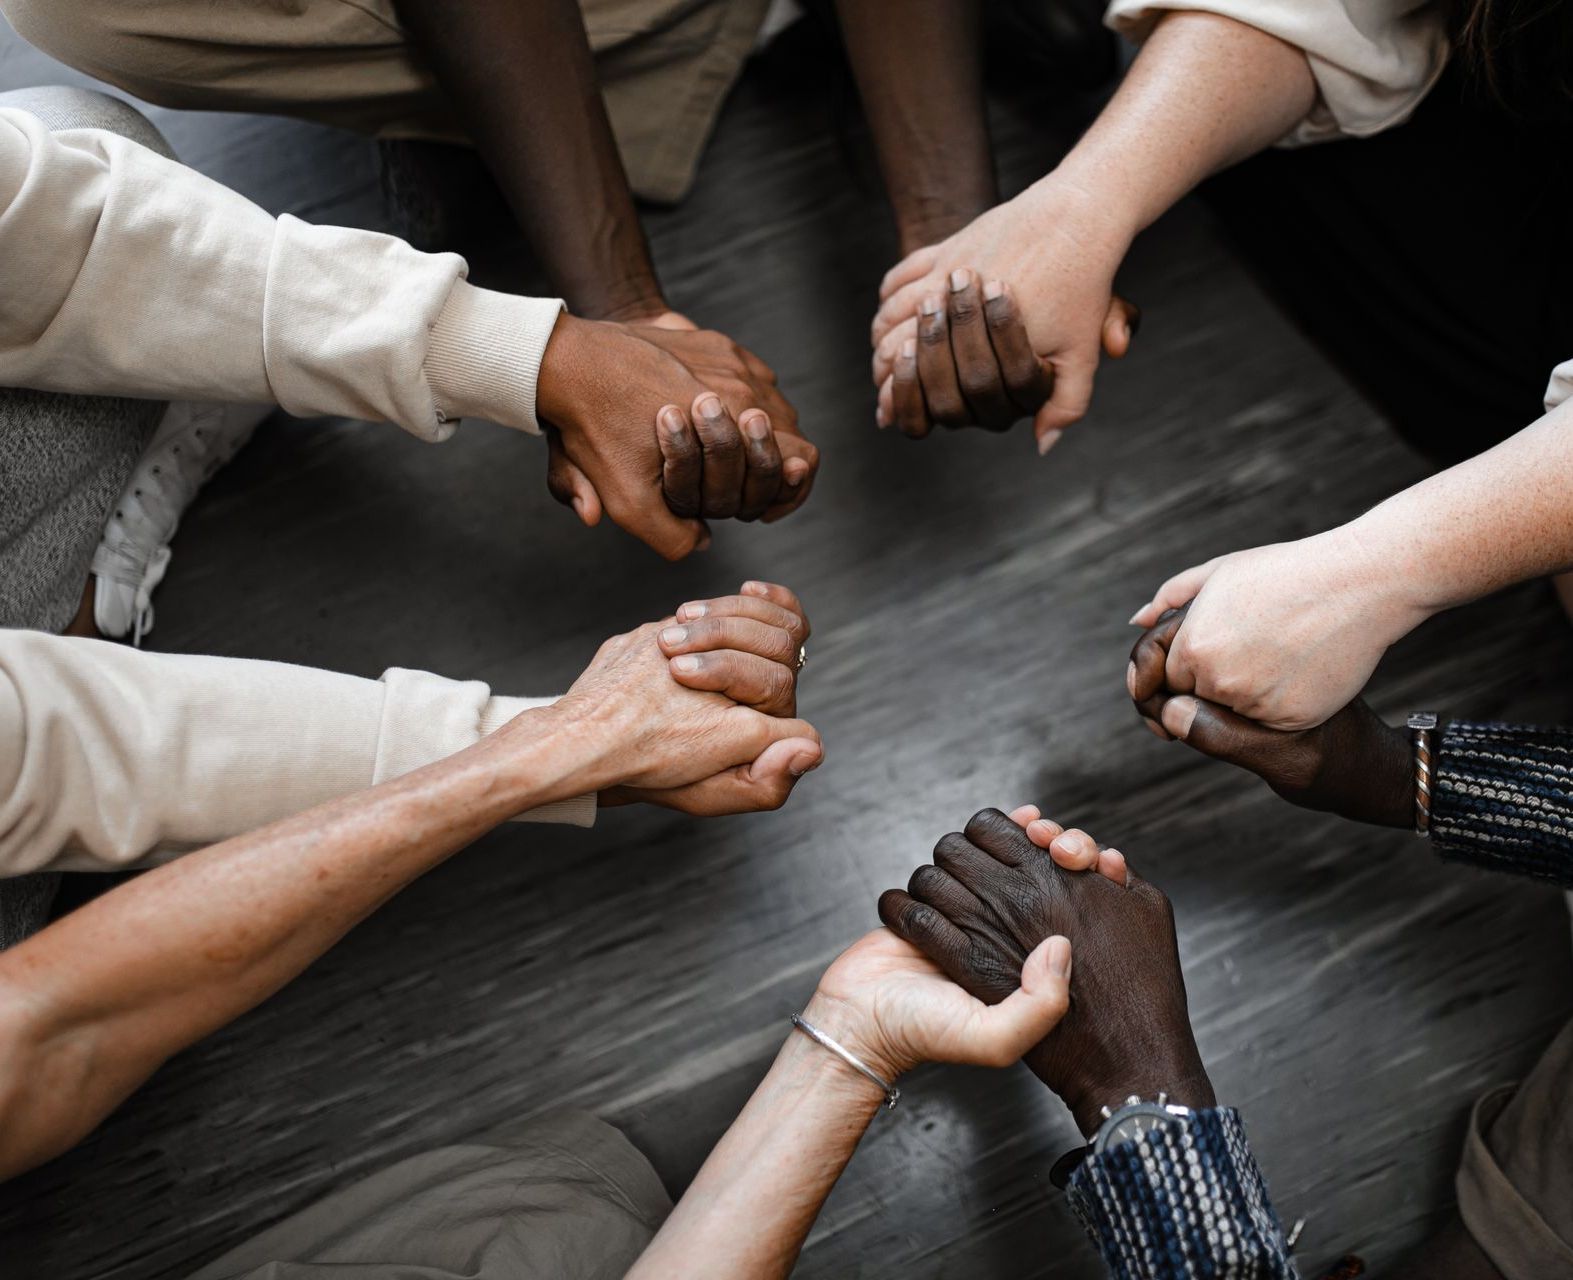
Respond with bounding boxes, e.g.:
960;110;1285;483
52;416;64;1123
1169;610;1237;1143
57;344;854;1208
0;108;563;440
1105;0;1450;144
0;633;593;876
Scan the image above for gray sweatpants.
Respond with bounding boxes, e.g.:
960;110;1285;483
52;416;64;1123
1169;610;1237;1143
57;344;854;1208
0;86;169;947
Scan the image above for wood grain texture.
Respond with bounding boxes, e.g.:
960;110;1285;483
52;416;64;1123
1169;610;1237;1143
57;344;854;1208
2;17;1571;1280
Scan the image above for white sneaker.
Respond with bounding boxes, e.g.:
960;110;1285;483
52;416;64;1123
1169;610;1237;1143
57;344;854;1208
92;401;273;645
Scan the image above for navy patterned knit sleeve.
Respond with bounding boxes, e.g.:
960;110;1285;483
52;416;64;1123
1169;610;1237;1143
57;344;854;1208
1430;721;1573;886
1065;1107;1297;1280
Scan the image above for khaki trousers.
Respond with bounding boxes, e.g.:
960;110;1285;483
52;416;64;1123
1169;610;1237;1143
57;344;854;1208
1;0;772;203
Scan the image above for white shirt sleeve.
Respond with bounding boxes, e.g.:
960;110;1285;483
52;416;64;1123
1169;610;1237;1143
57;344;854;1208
1105;0;1452;144
0;632;594;875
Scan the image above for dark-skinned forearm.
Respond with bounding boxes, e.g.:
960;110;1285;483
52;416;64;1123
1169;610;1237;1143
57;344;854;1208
834;0;996;253
393;0;665;319
0;708;602;1179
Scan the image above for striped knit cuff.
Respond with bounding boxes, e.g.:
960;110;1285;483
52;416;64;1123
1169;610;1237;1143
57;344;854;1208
1066;1107;1297;1280
1431;721;1573;887
425;282;565;435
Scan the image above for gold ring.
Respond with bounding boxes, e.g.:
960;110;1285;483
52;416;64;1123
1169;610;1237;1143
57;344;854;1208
795;644;808;672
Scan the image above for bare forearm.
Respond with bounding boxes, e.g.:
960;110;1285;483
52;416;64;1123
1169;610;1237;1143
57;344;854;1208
1047;11;1316;242
835;0;996;253
1349;397;1573;615
628;1005;883;1278
0;707;602;1178
393;0;664;320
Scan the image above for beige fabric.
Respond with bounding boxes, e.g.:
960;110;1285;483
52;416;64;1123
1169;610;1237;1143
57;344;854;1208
0;103;563;439
185;1112;670;1280
1106;0;1450;145
1457;1016;1573;1279
2;0;774;204
0;630;595;877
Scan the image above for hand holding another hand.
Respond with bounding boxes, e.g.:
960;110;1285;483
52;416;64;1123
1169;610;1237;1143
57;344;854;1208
1129;608;1413;828
879;808;1213;1137
525;581;822;816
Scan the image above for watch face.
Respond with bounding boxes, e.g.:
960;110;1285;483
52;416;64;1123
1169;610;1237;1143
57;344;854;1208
1101;1103;1183;1152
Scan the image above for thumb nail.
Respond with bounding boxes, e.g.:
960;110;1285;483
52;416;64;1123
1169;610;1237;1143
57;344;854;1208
788;749;821;777
1163;696;1199;740
1127;609;1146;626
1046;935;1071;980
571;496;587;521
1125;660;1138;698
1037;429;1063;457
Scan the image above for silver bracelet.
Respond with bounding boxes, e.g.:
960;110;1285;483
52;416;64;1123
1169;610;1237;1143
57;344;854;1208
1407;712;1438;836
790;1014;901;1109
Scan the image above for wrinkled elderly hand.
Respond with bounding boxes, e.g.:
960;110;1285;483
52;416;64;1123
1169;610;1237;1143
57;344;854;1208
879;808;1213;1136
1129;608;1413;828
540;581;821;815
1128;525;1430;731
537;315;819;560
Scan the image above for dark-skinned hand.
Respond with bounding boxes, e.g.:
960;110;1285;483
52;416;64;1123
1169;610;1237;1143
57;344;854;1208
876;268;1141;444
1129;607;1413;828
878;807;1214;1137
537;314;819;559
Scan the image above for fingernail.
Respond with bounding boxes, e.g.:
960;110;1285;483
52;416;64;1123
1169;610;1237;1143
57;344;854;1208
900;338;916;360
920;294;942;317
660;626;687;646
1127;609;1145;626
695;531;712;552
788;749;821;777
571;496;586;519
983;279;1004;302
744;414;770;440
1046;935;1072;979
949;268;968;292
660;407;685;435
876;409;889;430
1037;429;1063;457
697;394;722;419
1125;661;1137;698
743;581;767;596
672;654;701;673
678;601;707;619
784;464;805;486
1142;717;1171;741
1164;695;1199;741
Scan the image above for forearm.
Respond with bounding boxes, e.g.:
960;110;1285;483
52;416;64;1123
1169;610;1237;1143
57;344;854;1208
1039;11;1316;244
835;0;996;253
628;998;883;1279
0;707;604;1180
0;633;592;876
393;0;664;320
1345;397;1573;616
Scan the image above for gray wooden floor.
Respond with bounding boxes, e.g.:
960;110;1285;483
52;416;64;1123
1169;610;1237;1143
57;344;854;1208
3;17;1571;1280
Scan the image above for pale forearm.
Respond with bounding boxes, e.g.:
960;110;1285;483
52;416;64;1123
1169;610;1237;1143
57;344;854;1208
1043;11;1316;242
1348;397;1573;615
835;0;996;253
628;1004;883;1279
0;707;602;1178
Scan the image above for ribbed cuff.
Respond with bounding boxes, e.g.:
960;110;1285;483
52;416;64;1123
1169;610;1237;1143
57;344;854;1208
425;281;565;435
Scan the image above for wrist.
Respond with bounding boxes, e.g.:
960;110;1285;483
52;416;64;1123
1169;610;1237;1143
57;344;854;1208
476;701;627;803
426;282;564;434
1050;1046;1216;1140
801;989;910;1087
1024;162;1142;261
1337;504;1457;628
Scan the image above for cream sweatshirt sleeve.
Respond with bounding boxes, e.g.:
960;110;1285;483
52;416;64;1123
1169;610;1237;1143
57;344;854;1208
0;632;596;876
0;106;563;437
1105;0;1451;144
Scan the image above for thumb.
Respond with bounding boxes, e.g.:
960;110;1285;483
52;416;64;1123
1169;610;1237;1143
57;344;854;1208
544;431;603;527
1129;557;1222;629
1100;296;1142;359
956;936;1072;1068
1032;360;1095;450
1159;694;1303;789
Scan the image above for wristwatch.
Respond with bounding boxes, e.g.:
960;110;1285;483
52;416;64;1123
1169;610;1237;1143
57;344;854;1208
1049;1092;1195;1189
1092;1093;1194;1153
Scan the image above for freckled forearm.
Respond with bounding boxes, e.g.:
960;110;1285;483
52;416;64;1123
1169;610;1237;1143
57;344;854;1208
0;707;605;1178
